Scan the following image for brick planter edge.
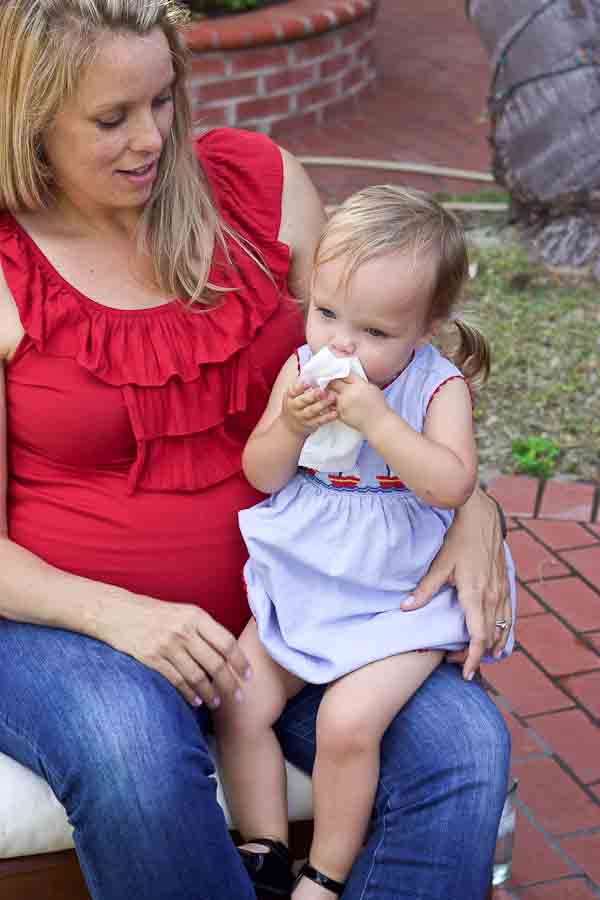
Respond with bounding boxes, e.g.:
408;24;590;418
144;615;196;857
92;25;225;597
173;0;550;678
183;0;379;135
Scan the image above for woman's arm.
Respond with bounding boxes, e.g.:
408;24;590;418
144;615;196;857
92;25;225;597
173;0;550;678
403;488;511;679
277;147;326;300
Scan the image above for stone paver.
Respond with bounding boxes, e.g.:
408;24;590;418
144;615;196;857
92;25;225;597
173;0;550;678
488;476;539;519
506;530;570;583
530;709;600;784
538;482;596;522
560;546;600;592
268;4;600;896
523;521;599;552
515;583;544;618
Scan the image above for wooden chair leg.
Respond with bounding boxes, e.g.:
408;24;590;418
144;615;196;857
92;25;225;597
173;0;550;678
0;849;90;900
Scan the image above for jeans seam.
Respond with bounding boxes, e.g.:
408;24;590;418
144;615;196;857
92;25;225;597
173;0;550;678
355;778;392;900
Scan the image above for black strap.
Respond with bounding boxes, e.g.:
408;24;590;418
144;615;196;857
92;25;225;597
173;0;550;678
295;863;346;896
239;838;290;864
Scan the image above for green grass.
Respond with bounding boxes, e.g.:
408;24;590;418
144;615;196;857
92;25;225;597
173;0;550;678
462;238;599;483
434;188;509;205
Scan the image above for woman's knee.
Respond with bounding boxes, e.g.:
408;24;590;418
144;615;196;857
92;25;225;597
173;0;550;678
379;665;510;823
52;658;215;816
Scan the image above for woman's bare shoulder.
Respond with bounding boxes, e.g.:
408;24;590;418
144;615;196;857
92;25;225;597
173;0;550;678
277;146;326;300
0;266;24;362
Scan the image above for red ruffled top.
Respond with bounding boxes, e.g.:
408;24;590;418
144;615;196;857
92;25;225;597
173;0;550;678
1;129;305;635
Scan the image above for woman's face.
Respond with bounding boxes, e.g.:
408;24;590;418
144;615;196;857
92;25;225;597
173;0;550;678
43;27;176;221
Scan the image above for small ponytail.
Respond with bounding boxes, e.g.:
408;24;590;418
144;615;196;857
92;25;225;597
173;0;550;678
439;318;490;387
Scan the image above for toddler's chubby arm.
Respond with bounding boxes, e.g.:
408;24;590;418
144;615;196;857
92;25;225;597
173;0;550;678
242;354;337;494
330;375;477;509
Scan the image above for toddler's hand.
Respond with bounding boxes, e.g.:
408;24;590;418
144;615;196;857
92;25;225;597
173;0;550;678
329;375;387;433
281;380;337;436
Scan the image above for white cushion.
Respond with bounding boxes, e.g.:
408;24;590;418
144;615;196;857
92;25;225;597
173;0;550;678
0;748;313;860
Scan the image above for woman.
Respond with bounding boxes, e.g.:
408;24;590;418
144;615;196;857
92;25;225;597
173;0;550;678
0;2;512;899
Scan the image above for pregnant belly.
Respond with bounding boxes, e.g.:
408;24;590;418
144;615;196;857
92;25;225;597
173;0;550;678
8;468;263;636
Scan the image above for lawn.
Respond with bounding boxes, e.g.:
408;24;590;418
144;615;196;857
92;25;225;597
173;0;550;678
461;230;598;484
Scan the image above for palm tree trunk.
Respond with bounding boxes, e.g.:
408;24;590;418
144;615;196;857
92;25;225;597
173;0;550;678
467;0;600;277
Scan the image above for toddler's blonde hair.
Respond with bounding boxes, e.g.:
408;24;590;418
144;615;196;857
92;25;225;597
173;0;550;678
313;185;489;384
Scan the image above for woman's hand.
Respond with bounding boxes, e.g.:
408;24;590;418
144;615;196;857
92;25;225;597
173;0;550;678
401;488;511;681
281;379;337;436
96;592;252;709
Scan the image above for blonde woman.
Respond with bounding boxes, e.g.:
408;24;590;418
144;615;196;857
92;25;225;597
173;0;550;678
0;2;511;899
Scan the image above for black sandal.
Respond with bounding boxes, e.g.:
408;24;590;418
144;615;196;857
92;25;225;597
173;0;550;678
238;838;294;899
293;862;346;896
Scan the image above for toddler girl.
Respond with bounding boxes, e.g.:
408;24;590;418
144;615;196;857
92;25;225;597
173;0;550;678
214;185;516;899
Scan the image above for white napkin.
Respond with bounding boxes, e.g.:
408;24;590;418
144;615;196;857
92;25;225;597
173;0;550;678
298;346;367;473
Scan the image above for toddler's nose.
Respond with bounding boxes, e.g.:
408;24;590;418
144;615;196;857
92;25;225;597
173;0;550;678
329;337;356;357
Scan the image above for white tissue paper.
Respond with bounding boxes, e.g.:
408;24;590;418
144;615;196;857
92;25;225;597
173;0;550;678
297;346;367;473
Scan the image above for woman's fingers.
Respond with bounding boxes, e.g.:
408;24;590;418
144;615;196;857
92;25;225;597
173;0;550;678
165;645;233;710
150;656;207;708
491;594;513;658
478;535;511;657
142;607;252;708
195;611;253;684
460;595;490;679
403;554;454;610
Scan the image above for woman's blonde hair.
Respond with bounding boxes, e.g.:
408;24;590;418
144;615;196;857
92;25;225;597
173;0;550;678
314;185;490;385
0;0;233;304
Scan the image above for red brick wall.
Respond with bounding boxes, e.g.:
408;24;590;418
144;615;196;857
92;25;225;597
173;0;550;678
187;16;377;136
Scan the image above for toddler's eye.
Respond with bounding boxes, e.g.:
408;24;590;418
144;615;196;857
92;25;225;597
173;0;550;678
366;328;386;338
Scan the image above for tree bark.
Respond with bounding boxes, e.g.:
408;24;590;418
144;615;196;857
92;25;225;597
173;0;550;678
467;0;600;277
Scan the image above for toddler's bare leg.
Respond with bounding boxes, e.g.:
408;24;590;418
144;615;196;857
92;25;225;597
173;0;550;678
294;651;444;899
213;618;304;846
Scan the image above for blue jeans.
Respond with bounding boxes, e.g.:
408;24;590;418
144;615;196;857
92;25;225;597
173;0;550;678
0;622;509;899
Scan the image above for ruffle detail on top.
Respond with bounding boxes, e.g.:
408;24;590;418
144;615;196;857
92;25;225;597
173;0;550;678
0;128;294;492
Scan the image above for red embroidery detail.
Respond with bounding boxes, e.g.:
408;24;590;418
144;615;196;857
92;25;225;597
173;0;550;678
328;474;360;488
376;475;406;489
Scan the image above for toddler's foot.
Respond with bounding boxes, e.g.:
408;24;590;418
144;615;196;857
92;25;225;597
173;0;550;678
292;863;346;899
238;839;293;899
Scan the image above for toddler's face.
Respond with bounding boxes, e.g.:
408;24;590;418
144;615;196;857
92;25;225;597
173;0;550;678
306;250;434;387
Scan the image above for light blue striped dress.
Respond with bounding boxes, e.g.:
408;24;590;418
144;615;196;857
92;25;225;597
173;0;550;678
239;343;516;683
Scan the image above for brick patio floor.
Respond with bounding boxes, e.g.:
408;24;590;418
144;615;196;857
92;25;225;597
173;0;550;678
276;2;600;896
484;476;600;899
